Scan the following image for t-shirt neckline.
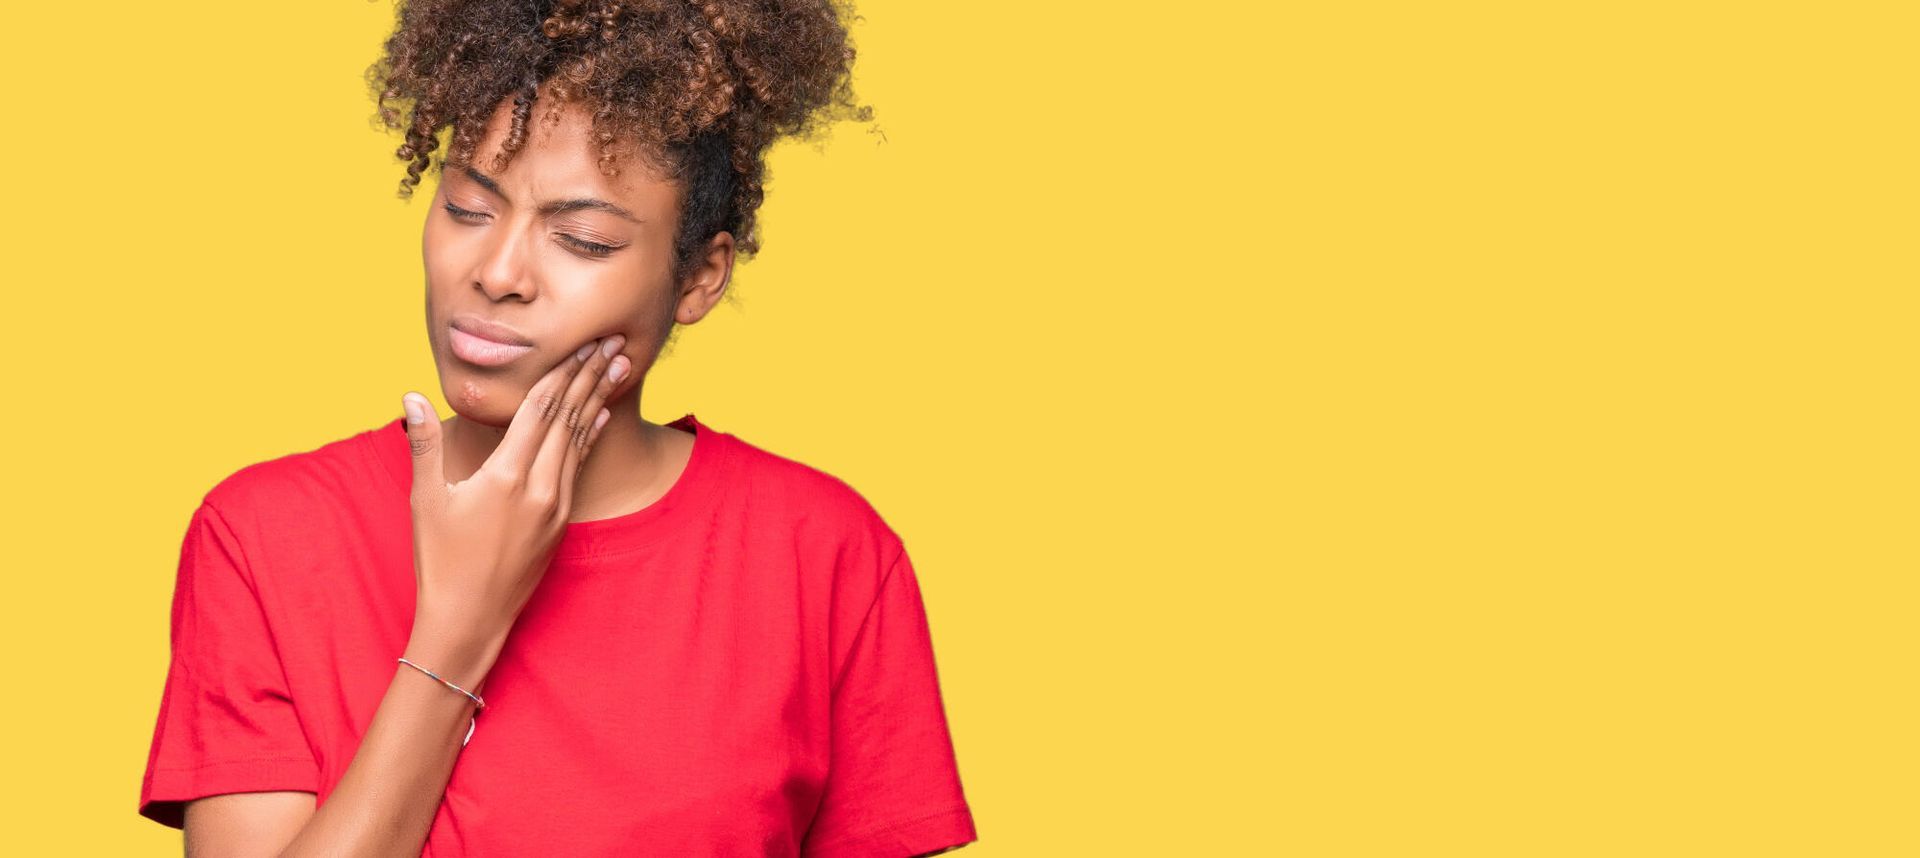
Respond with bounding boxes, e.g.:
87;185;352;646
367;412;727;560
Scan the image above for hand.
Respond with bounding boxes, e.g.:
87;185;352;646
399;334;629;640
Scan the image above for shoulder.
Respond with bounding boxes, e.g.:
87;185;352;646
198;418;396;528
715;428;907;567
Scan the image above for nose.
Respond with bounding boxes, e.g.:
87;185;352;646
471;223;538;302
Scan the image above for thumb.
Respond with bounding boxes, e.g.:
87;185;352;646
402;392;446;503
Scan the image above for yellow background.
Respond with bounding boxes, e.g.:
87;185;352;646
2;1;1914;854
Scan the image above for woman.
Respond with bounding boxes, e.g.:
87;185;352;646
135;0;977;854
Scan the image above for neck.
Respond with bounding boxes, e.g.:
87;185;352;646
439;388;678;523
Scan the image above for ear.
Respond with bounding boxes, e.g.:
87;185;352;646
674;231;736;325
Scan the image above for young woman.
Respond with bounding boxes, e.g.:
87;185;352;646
135;1;977;854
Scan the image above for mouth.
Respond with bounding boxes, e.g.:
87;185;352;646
448;321;535;367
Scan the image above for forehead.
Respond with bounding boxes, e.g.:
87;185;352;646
457;94;676;215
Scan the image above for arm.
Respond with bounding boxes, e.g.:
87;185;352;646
267;621;503;857
177;336;627;857
183;792;311;858
183;619;503;858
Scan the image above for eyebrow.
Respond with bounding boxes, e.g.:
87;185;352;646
460;165;644;223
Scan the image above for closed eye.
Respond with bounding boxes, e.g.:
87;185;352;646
442;201;488;223
556;233;621;258
442;202;624;259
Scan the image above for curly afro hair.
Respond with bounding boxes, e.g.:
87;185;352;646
366;0;878;286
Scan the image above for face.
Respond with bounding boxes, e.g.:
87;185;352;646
421;93;732;425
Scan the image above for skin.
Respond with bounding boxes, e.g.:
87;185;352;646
181;93;737;856
425;88;736;521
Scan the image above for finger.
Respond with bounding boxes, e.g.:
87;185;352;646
554;351;626;505
402;392;446;508
483;339;599;477
573;407;612;493
586;405;612;452
533;334;624;497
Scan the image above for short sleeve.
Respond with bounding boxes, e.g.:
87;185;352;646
802;548;978;858
137;501;318;829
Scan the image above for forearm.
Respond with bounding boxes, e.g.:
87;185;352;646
275;615;507;858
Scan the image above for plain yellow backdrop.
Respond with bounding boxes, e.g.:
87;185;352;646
1;1;1914;855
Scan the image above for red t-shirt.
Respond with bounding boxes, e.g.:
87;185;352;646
138;413;978;857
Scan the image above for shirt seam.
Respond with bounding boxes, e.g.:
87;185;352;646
199;501;265;603
153;755;316;773
828;543;908;696
193;500;318;761
806;802;973;852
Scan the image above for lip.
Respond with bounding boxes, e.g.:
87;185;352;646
452;314;534;346
449;316;535;367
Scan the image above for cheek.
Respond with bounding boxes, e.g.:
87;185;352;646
420;214;479;292
422;240;459;294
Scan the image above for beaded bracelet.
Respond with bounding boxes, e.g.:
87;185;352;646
397;657;486;746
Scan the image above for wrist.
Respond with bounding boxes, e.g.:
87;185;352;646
405;611;508;690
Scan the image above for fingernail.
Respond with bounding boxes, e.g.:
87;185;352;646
403;395;426;425
601;336;624;358
594;407;610;432
575;342;596;361
608;357;629;383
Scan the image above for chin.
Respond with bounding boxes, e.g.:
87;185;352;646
437;365;525;428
